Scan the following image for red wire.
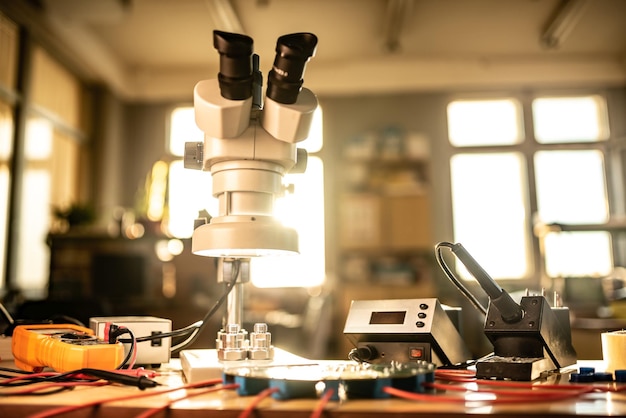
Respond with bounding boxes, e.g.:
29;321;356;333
103;322;111;342
476;379;626;394
383;385;477;403
436;369;476;377
383;385;591;404
134;383;240;418
609;384;626;393
310;388;335;418
0;380;109;396
1;372;59;384
237;387;280;418
434;372;626;394
425;381;594;397
126;334;138;369
27;378;223;418
434;373;477;382
427;369;606;402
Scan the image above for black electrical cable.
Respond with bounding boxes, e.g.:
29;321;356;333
120;321;202;343
118;278;237;349
0;302;15;326
434;242;488;316
0;367;159;390
0;372;44;387
0;368;32;377
117;259;241;352
170;262;240;352
76;368;159;389
112;327;136;369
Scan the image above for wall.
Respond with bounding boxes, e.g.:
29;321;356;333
319;92;451;283
103;85;626;359
107;90;486;357
320;93;491;357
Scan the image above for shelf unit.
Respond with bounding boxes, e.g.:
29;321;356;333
337;128;435;287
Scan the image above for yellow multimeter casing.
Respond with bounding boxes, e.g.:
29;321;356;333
11;324;125;373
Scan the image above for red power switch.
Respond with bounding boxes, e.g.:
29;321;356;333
409;346;425;359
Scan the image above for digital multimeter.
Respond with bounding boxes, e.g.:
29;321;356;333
11;324;125;373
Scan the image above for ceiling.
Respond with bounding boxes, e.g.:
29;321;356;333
25;0;626;101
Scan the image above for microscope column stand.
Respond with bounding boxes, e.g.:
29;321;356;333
216;258;251;361
217;258;249;328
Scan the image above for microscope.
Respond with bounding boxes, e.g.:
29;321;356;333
183;30;318;363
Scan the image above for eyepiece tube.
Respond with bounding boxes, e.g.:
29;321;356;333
266;32;318;105
213;30;254;100
451;243;523;323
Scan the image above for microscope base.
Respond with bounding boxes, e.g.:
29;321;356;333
180;347;312;383
476;355;559;381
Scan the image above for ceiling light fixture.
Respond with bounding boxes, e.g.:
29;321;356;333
204;0;244;34
541;0;589;49
382;0;414;53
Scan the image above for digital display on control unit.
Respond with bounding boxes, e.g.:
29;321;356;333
369;311;406;324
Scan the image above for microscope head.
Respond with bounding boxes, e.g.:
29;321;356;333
185;31;318;258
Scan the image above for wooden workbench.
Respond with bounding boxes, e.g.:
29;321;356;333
1;359;625;417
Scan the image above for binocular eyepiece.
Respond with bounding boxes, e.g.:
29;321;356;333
213;30;317;105
266;32;317;104
213;31;254;101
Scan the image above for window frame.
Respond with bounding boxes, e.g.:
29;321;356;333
443;89;624;290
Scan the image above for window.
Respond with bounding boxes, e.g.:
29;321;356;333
16;116;82;292
447;95;614;282
167;106;325;288
17;118;54;290
450;152;530;279
0;101;12;289
533;96;609;143
0;12;18;290
447;99;523;146
166;107;212;238
534;150;608;225
7;45;85;296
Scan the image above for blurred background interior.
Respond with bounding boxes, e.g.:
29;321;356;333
0;0;626;361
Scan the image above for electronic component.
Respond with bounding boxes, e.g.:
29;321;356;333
11;324;124;373
343;298;471;367
222;360;436;400
90;316;172;366
215;322;274;361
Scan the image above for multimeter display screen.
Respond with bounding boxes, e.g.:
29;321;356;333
369;311;406;324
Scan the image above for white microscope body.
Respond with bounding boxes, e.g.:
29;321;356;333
184;31;318;361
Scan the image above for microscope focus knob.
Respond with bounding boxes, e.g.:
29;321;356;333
193;217;208;229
